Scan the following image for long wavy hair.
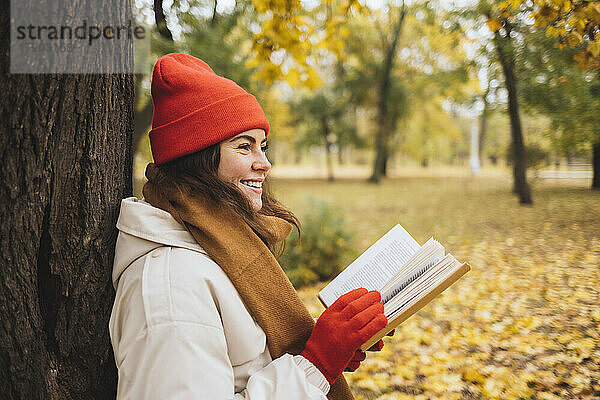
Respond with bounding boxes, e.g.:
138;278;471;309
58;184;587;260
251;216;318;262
152;142;300;258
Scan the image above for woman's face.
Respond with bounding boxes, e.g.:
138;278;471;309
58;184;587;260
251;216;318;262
218;129;271;211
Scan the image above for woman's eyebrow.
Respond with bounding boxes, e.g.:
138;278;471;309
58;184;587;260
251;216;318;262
230;135;267;144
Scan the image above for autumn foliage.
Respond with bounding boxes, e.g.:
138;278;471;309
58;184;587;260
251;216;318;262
488;0;600;70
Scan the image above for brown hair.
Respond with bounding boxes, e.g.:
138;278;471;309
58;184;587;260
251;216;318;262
152;142;300;257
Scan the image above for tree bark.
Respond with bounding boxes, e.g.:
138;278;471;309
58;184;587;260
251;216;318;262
0;1;134;398
593;141;600;190
369;3;405;183
494;30;532;205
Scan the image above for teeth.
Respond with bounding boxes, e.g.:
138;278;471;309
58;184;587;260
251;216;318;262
242;180;262;188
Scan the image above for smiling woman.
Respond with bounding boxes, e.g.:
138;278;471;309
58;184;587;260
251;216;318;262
108;53;387;400
218;129;271;212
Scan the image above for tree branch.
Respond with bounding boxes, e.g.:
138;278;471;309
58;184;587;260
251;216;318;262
154;0;174;42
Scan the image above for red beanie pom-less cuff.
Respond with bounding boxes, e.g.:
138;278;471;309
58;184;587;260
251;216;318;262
148;53;271;165
149;93;270;164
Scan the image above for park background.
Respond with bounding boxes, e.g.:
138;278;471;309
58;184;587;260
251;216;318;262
1;0;598;399
128;0;600;398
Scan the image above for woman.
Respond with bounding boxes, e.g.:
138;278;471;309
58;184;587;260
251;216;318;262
109;53;388;400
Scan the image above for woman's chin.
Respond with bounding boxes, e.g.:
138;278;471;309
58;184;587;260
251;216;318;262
251;198;263;211
239;185;262;211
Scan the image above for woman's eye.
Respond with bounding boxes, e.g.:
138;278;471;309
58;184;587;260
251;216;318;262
237;143;251;150
261;144;269;152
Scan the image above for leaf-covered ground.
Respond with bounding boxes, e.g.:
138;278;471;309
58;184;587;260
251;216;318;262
271;174;599;400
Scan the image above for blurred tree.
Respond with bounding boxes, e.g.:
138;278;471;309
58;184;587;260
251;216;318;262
291;90;345;181
396;4;473;168
402;96;464;167
481;0;533;204
133;0;178;153
342;1;471;179
484;0;600;190
340;5;415;181
368;2;407;182
259;87;296;165
518;30;600;189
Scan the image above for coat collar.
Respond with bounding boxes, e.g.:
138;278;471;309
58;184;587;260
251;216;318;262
112;196;206;287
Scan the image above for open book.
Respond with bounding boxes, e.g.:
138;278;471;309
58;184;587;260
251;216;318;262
317;224;470;351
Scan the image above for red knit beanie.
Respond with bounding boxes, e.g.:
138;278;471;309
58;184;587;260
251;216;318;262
148;53;271;165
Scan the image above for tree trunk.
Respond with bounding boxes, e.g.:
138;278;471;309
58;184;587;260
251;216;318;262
0;1;134;398
369;3;405;183
593;141;600;190
370;136;388;183
322;118;334;181
154;0;174;41
494;31;532;205
478;93;489;166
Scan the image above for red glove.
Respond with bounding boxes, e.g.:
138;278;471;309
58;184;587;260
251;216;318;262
366;329;396;352
345;350;366;372
301;288;387;384
345;329;395;372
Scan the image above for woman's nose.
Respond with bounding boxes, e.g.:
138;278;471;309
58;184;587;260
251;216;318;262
253;150;271;172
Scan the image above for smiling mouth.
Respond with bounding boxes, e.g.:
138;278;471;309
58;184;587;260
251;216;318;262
241;180;263;191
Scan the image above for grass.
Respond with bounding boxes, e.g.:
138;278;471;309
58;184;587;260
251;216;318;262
269;174;599;400
270;174;598;255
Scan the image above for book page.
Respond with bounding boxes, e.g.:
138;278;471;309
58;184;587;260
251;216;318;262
318;224;421;307
359;259;469;351
380;238;445;303
384;255;460;319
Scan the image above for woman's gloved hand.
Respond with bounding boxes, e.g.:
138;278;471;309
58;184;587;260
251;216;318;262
344;350;366;372
345;329;395;372
366;329;396;352
301;288;387;384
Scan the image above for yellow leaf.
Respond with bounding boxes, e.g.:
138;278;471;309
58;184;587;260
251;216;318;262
589;3;600;24
573;50;590;70
537;392;562;400
481;378;505;399
486;18;503;32
285;69;301;87
245;57;260;70
463;367;485;383
565;373;591;392
567;337;595;358
588;41;600;58
394;364;416;380
565;31;582;47
497;1;511;11
304;67;322;89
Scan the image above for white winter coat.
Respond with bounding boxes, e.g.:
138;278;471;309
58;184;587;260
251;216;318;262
109;197;330;399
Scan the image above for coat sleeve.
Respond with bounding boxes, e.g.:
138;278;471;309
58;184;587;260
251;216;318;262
110;247;330;400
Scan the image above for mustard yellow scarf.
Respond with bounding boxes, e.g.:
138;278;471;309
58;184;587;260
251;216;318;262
142;163;353;400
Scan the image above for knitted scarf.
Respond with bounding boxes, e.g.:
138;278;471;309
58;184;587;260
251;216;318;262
142;163;354;400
